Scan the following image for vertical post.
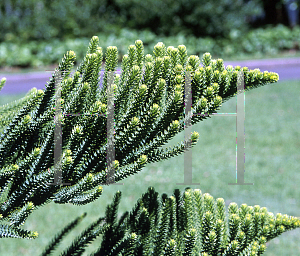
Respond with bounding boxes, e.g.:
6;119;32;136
177;71;200;185
229;70;253;185
106;71;123;185
49;70;71;186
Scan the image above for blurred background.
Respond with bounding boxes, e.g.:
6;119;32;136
0;0;300;255
0;0;299;72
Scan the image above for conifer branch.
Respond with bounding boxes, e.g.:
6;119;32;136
39;187;300;255
0;37;280;239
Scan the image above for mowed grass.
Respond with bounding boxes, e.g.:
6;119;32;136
0;79;299;255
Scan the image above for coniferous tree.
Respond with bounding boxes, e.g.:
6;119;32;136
1;36;298;255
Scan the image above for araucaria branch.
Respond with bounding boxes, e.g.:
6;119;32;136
0;36;279;239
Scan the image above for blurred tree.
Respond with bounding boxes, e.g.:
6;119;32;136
248;0;300;27
283;0;299;27
115;0;264;38
0;0;264;42
0;0;125;42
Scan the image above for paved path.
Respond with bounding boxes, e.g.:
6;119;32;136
223;57;300;81
0;57;300;95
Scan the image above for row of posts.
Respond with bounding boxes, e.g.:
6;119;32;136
48;69;253;186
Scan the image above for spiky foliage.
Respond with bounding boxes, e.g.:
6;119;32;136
0;37;279;238
40;187;300;255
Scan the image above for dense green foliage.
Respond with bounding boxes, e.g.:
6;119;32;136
41;187;300;255
1;25;299;69
1;36;298;255
0;0;262;42
0;36;278;237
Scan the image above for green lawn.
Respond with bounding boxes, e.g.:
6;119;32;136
0;79;299;255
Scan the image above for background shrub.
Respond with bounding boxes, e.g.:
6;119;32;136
1;24;299;69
